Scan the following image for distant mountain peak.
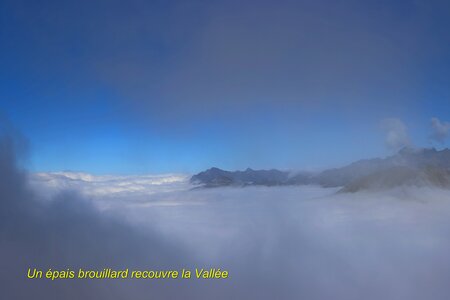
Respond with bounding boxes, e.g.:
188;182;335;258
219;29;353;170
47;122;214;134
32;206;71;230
191;147;450;192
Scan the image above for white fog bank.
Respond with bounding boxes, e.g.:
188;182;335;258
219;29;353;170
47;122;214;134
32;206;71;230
26;172;450;299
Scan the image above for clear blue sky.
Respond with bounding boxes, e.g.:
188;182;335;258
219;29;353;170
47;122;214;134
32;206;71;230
1;0;450;174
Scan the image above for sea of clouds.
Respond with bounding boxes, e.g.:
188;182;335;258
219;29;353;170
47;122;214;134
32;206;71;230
4;133;450;299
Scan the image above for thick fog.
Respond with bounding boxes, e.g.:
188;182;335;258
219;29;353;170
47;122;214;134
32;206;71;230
3;133;450;299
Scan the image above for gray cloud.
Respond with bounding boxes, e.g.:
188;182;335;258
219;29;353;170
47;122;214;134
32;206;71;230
0;129;201;299
3;0;449;124
380;118;411;151
430;117;450;144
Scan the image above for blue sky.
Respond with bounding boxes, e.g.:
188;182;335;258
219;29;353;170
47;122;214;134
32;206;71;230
1;0;450;174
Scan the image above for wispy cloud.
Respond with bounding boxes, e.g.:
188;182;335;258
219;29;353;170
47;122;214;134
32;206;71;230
430;117;450;144
30;172;189;197
380;118;411;151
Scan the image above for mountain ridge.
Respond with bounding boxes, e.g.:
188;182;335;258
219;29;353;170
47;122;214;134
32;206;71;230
190;147;450;192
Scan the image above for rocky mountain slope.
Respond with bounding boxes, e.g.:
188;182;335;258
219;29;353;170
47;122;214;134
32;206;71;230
191;148;450;192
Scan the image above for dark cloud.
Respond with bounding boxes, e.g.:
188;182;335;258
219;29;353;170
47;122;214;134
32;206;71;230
0;126;201;299
100;0;436;121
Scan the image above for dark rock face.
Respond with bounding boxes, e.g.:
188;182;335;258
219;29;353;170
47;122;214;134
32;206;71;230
190;167;301;187
191;148;450;191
